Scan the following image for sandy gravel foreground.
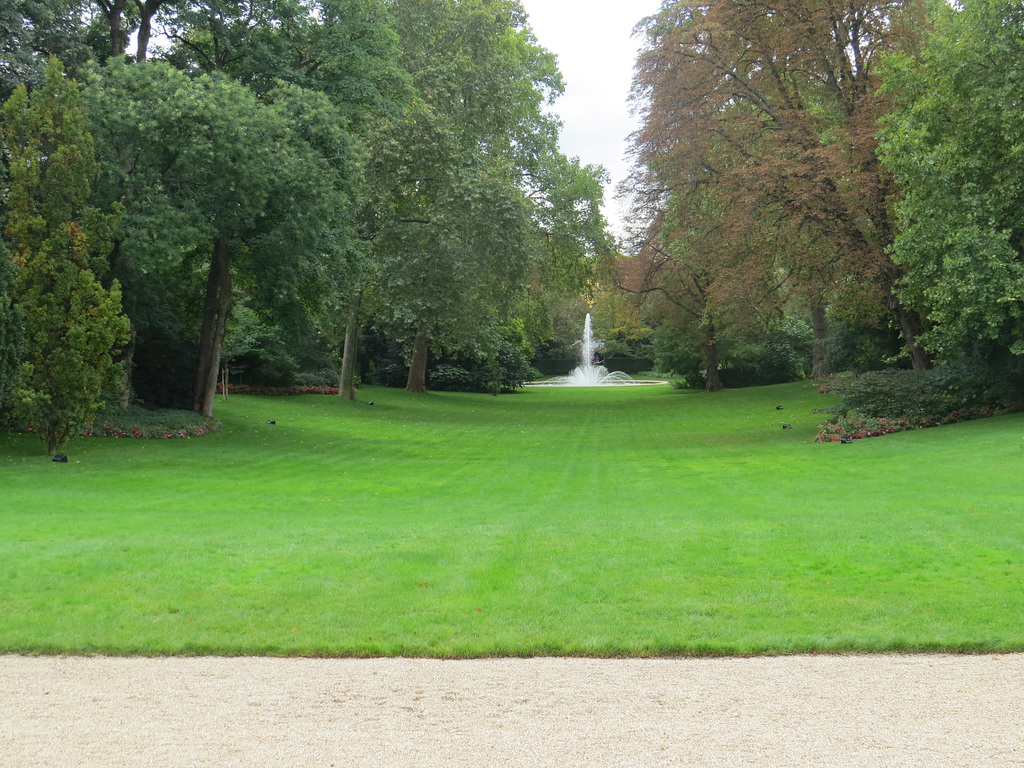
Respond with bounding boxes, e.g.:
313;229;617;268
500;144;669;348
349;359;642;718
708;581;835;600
2;654;1022;767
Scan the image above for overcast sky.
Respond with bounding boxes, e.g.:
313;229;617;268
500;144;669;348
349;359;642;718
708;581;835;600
518;0;662;238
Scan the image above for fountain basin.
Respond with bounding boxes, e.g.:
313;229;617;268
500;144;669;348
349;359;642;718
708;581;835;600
528;313;667;387
525;378;669;387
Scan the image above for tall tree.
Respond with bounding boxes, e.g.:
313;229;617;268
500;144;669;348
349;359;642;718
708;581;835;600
627;0;931;369
371;0;607;393
1;57;129;453
84;60;366;416
90;0;173;61
880;0;1024;362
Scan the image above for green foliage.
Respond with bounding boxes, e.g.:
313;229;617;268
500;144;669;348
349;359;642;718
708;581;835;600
427;363;475;392
2;402;221;439
0;0;93;102
824;370;938;420
1;58;129;454
651;324;705;385
601;356;654;376
653;316;811;389
475;336;536;393
721;318;812;387
824;320;908;374
0;234;22;409
822;364;1008;424
880;0;1024;360
83;59;370;413
367;0;608;390
221;303;298;387
428;337;535;394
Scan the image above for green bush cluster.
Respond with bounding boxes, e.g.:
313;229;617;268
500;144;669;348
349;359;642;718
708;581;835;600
654;317;812;388
428;340;536;394
822;366;1000;422
816;362;1021;441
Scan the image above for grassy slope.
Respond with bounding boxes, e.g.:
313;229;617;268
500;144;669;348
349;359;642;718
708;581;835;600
2;381;1022;657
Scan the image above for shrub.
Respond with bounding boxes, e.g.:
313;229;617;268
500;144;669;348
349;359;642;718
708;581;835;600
815;362;1017;442
824;320;908;374
651;331;704;386
653;317;811;389
824;369;936;420
428;364;475;392
823;366;1007;422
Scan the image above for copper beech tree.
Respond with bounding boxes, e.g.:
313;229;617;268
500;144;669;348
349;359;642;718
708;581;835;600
624;0;932;376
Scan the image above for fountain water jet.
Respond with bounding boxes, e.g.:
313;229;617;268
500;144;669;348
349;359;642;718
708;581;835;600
529;313;666;387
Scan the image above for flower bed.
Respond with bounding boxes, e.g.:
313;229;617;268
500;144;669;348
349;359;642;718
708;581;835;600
82;421;219;439
2;409;221;440
218;384;339;396
816;408;997;442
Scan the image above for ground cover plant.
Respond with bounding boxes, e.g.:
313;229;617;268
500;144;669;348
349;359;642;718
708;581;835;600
2;381;1023;657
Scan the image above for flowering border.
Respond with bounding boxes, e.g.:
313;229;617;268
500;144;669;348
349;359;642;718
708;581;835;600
816;408;997;442
3;417;221;440
218;384;339;396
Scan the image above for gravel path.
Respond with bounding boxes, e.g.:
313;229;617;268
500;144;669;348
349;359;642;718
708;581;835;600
3;653;1022;766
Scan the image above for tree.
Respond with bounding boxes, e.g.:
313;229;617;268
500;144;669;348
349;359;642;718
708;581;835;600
626;0;931;371
1;57;129;453
84;60;367;416
82;0;405;412
370;0;607;393
880;0;1024;362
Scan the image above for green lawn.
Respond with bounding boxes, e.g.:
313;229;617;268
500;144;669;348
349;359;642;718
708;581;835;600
2;381;1023;657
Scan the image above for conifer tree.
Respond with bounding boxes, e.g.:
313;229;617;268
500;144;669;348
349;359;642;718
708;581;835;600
1;57;128;454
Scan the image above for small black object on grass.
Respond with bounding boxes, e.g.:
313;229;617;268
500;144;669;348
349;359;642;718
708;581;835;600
776;405;784;410
840;437;854;444
366;401;374;406
782;423;793;429
52;454;68;463
266;419;276;424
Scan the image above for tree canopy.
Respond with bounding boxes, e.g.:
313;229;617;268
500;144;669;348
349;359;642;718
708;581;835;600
881;0;1024;362
624;0;932;381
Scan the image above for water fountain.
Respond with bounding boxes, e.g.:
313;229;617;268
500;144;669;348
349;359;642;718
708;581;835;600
529;313;666;387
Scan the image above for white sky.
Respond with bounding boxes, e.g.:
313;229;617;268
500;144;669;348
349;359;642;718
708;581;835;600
518;0;662;240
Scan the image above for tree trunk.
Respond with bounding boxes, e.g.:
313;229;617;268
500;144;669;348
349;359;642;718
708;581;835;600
118;322;137;409
405;327;429;393
810;300;829;380
892;303;933;371
97;0;130;57
338;302;360;400
135;16;152;62
133;0;163;61
704;322;723;392
192;240;232;417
